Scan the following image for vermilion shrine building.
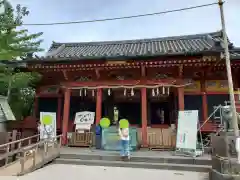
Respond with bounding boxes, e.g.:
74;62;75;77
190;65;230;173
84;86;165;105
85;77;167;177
18;31;240;146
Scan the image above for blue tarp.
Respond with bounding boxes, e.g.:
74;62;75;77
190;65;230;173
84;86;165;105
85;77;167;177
101;126;138;151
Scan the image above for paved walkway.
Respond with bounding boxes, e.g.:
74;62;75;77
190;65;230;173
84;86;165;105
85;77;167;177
2;164;209;180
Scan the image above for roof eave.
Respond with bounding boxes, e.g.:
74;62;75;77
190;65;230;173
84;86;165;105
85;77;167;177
21;50;221;63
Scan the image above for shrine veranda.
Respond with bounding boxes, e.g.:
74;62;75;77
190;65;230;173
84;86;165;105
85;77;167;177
6;30;240;149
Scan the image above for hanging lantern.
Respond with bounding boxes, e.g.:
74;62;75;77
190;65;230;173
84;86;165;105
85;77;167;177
156;88;159;95
162;86;165;94
167;87;170;95
131;88;134;96
108;89;111;96
79;89;82;96
84;89;87;96
152;89;155;96
92;90;95;97
124;89;126;96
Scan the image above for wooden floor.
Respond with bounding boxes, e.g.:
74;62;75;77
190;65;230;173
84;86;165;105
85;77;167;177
0;149;60;176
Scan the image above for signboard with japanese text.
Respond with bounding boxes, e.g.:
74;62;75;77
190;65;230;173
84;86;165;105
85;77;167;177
176;110;198;151
74;111;95;130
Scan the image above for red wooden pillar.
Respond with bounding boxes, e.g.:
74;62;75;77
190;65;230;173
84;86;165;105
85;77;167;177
141;88;147;147
178;65;184;111
202;93;208;121
177;65;184;128
96;88;102;124
178;88;184;111
62;88;70;145
57;97;62;130
201;77;208;124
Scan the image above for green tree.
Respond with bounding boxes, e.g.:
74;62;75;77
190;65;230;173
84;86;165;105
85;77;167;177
0;1;43;120
0;65;41;119
0;0;43;60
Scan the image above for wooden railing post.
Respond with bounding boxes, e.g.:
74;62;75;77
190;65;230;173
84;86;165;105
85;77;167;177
20;152;26;173
41;142;45;161
32;148;36;167
28;138;32;145
44;141;48;158
18;141;22;149
58;135;62;151
5;144;10;165
11;130;17;162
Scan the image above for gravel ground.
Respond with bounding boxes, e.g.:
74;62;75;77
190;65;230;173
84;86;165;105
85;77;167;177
1;164;209;180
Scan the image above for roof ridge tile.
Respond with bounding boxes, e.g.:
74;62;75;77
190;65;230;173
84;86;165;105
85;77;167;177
45;31;227;60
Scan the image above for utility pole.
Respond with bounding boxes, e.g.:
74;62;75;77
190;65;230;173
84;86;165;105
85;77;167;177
218;0;239;138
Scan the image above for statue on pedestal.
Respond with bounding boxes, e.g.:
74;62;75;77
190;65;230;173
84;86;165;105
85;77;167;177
221;105;240;131
113;106;119;125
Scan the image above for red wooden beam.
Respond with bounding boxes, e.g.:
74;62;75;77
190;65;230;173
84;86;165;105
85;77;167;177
37;94;62;98
27;56;215;71
62;79;183;88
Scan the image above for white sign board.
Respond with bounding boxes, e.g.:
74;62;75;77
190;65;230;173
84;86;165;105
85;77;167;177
39;112;56;140
74;111;95;130
176;110;198;151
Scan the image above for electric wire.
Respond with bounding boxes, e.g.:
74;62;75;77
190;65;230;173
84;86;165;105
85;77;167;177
19;2;219;26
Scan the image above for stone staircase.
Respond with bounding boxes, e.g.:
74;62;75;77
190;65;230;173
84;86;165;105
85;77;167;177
54;151;212;173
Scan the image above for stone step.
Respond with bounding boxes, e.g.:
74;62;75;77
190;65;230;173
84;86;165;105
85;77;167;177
59;153;211;166
54;158;211;172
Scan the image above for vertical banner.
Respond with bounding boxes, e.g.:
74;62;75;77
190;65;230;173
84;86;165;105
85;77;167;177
176;110;198;153
40;112;57;140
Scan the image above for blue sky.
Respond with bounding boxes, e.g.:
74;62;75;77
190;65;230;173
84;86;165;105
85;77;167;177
9;0;240;53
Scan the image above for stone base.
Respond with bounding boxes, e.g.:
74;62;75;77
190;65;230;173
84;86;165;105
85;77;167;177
209;169;240;180
212;156;240;174
211;134;237;157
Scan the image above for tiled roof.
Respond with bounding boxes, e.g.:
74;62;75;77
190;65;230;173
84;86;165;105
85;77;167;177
45;31;227;60
230;48;240;59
